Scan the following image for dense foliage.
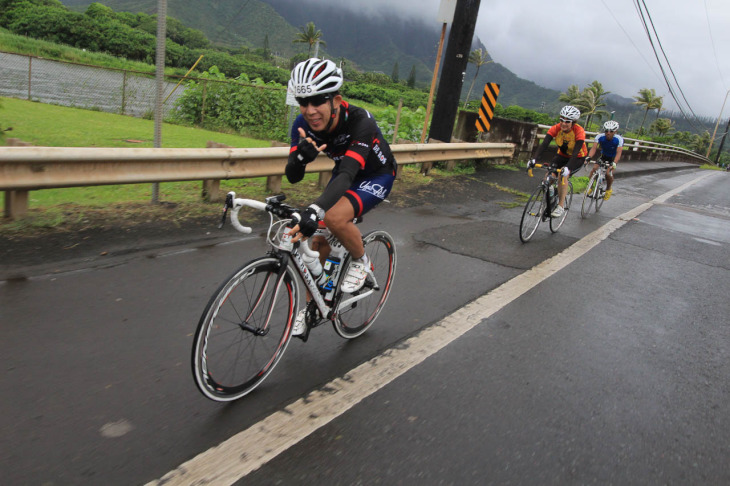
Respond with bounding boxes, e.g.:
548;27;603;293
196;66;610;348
171;66;289;141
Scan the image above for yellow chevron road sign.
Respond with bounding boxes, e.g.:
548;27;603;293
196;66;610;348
475;83;500;132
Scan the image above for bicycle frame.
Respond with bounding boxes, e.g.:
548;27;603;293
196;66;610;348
227;193;379;323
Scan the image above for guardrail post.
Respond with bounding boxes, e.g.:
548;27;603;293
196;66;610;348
4;190;29;219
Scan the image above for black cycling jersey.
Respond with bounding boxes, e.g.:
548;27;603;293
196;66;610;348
286;101;396;211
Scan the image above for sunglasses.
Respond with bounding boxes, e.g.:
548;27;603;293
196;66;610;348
559;118;573;123
296;94;331;107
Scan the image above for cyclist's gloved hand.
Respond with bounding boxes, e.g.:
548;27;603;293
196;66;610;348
295;139;320;165
612;162;617;169
527;159;536;169
292;204;323;237
585;157;592;164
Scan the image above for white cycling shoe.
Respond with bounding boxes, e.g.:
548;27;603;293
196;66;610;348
551;205;565;218
340;256;372;293
291;309;307;336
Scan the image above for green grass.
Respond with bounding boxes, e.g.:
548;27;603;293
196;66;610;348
1;97;270;148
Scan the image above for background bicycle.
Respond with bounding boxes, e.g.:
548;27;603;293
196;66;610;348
519;162;574;243
191;192;397;402
581;157;612;218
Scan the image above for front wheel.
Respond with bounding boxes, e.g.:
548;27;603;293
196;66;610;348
550;180;573;232
191;257;298;402
333;230;397;339
581;172;598;218
595;175;607;211
519;185;546;243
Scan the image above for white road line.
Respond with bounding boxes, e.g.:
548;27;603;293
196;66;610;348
148;172;713;486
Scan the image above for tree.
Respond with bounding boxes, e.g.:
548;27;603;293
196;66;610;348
391;61;399;83
559;85;582;106
463;48;492;107
689;131;711;154
407;65;416;88
650;118;675;137
633;88;663;134
578;81;610;129
292;21;325;56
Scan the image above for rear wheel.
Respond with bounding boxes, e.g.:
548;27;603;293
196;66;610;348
192;257;297;402
550;180;573;232
519;185;546;243
333;231;397;339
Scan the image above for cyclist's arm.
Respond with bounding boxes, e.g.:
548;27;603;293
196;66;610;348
614;146;623;164
313;158;360;211
534;133;554;160
587;142;597;159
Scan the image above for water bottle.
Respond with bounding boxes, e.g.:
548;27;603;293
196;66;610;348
548;185;557;206
301;251;322;280
317;256;341;303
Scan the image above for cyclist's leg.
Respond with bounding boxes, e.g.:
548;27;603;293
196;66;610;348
335;172;394;293
325;172;393;258
552;155;570;208
604;156;615;190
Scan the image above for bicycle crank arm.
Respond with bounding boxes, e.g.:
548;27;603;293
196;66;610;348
337;288;375;311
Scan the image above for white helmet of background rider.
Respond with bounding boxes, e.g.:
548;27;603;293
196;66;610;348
603;120;620;132
288;58;343;98
559;105;581;121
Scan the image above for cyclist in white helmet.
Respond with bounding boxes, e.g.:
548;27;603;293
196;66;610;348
529;105;588;218
285;58;397;336
585;120;623;200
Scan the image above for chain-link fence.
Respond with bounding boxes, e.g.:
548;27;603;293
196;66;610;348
0;51;292;139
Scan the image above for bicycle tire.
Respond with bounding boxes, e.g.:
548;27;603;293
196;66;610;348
550;180;573;232
519;185;546;243
581;172;598;218
192;257;298;401
595;174;606;211
332;230;397;339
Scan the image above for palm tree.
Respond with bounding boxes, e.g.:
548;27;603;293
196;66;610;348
651;118;675;137
559;84;582;106
689;131;711;154
463;48;493;108
633;88;663;134
579;81;610;129
293;22;326;56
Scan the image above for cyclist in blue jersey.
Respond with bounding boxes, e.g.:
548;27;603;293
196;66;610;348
285;58;397;335
586;120;623;200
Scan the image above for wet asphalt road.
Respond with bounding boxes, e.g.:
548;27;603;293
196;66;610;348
1;164;729;485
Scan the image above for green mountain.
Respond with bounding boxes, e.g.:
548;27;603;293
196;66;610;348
59;0;562;110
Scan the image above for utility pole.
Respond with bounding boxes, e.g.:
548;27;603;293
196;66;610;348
428;0;482;143
714;116;730;165
152;0;167;204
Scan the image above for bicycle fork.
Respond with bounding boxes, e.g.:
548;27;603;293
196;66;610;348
239;255;292;337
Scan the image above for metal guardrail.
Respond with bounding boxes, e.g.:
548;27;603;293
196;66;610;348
0;142;515;219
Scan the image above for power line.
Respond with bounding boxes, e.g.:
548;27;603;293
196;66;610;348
632;0;704;131
704;0;727;91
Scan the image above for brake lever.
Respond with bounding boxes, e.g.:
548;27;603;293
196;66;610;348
218;193;233;229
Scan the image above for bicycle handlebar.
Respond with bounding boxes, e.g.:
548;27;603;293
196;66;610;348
222;191;320;259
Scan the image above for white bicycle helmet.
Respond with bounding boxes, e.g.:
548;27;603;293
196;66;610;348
289;58;343;98
559;105;581;121
603;120;619;132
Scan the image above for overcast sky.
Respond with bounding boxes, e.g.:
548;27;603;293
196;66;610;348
325;0;730;122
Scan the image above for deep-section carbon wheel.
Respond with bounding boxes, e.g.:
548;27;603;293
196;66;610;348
333;230;396;339
192;257;297;401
